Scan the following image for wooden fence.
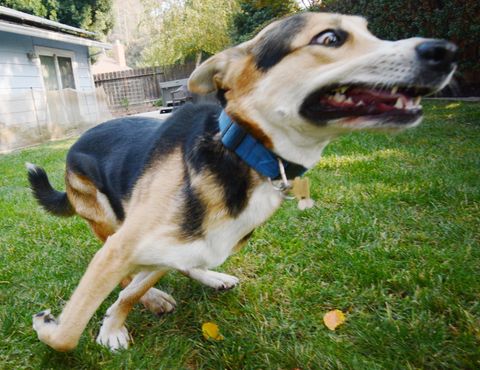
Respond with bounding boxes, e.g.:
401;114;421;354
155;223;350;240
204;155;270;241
93;62;196;110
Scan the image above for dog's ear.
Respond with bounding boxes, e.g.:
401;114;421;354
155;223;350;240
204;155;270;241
188;47;246;95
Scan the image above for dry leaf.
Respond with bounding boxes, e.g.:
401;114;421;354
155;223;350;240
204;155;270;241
323;309;346;330
202;322;224;341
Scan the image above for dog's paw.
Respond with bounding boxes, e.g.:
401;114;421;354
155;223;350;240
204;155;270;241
140;288;176;316
202;271;240;291
33;309;57;330
96;323;130;351
32;309;72;351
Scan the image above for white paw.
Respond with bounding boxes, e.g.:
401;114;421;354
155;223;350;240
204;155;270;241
140;288;176;316
96;323;130;351
201;271;240;290
32;309;57;342
33;309;56;329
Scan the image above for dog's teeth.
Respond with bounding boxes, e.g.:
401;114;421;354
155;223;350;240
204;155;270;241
334;93;346;102
391;86;398;94
345;97;354;104
394;98;404;109
356;100;365;106
414;97;421;105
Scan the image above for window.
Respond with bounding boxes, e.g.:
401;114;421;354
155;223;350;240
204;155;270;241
36;47;76;91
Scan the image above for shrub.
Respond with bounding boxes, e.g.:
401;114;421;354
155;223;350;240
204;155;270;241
322;0;480;89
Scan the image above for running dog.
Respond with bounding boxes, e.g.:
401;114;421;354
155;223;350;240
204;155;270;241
28;12;457;351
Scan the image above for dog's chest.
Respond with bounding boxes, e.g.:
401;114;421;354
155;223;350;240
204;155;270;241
134;182;283;271
201;182;283;267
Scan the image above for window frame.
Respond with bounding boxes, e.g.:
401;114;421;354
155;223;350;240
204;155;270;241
35;46;79;91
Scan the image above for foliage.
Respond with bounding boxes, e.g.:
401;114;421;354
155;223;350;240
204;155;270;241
323;0;480;82
141;0;238;67
230;0;299;44
153;98;163;107
298;0;323;11
0;0;114;36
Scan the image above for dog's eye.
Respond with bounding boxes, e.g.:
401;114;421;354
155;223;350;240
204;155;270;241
311;30;346;47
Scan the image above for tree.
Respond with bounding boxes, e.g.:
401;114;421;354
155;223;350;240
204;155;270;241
230;0;299;44
323;0;480;86
0;0;114;36
141;0;238;67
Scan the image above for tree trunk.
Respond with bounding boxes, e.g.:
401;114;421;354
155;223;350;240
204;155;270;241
195;51;203;67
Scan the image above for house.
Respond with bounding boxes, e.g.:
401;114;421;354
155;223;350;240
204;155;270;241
0;6;112;152
92;40;132;75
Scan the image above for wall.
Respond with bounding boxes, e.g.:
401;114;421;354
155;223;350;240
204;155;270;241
0;30;110;152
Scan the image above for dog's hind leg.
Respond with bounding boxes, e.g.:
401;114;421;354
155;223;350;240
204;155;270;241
32;233;134;352
67;171;174;316
120;276;176;316
96;269;168;350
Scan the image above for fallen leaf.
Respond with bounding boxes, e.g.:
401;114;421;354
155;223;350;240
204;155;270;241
323;309;346;331
202;322;224;341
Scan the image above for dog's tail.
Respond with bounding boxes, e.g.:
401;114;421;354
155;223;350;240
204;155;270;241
26;163;75;217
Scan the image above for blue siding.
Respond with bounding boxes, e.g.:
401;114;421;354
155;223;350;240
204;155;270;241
0;31;94;91
0;30;97;129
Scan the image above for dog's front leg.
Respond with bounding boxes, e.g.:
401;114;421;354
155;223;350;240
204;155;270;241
32;233;133;352
96;269;168;350
183;268;239;290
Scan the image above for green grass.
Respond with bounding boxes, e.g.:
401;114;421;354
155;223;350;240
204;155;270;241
1;100;479;369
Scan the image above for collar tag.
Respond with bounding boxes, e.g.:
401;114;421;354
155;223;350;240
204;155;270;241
290;177;315;210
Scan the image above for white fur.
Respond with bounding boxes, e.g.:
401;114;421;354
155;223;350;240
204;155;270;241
139;288;176;314
133;181;283;271
186;269;240;290
96;324;130;351
97;271;165;350
25;162;38;173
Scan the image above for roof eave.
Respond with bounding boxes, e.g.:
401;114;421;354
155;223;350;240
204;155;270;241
0;6;97;37
0;20;111;49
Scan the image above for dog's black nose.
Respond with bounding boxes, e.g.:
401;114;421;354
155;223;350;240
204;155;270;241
416;40;458;72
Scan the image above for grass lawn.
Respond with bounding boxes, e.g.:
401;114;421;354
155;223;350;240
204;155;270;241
0;100;479;369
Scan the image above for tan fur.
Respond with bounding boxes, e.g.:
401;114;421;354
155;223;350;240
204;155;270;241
191;168;262;234
33;233;134;351
122;149;184;240
33;12;456;352
66;172;118;241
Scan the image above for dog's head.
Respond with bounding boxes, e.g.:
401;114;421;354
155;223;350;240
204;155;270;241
188;12;457;167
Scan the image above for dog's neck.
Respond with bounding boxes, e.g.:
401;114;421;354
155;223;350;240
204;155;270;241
218;110;307;179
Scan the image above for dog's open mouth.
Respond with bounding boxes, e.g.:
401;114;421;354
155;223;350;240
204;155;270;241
300;84;433;125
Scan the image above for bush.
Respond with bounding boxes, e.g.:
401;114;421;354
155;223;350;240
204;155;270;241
230;0;299;44
322;0;480;90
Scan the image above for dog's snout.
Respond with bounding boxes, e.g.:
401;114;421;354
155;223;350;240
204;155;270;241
415;40;458;71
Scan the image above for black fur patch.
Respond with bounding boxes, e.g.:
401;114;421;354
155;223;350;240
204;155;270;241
66;104;254;238
67;117;169;220
28;166;74;217
180;170;206;240
252;14;307;71
185;110;252;217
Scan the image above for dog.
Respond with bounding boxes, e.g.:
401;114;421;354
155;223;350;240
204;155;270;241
27;12;457;351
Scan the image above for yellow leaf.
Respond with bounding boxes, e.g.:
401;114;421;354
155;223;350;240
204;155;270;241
202;322;224;341
323;309;346;331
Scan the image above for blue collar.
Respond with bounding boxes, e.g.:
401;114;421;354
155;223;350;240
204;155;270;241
218;110;307;179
